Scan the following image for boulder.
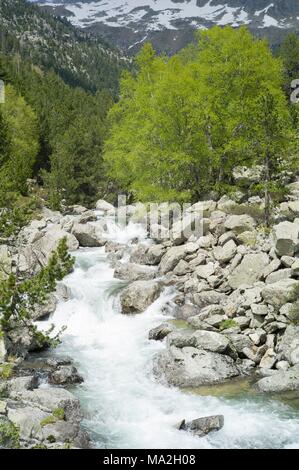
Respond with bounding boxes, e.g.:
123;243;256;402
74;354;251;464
232;165;263;187
174;304;200;320
32;294;57;320
224;214;256;234
265;268;292;284
195;262;215;280
71;223;104;248
0;337;7;363
120;281;162;314
146;245;166;265
228;253;269;289
48;365;84;385
179;415;224;437
193;291;227;309
148;323;175;341
256;364;299;393
276;325;299;366
33;226;79;266
153;346;239;387
213;240;237;264
114;262;156;281
189;330;230;354
273;222;299;257
171;214;210;245
291;259;299;277
95;199;114;212
261;279;299;308
159;242;199;274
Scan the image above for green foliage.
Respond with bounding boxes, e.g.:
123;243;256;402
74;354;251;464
41;407;65;426
0;238;74;331
278;32;299;82
1;84;39;194
104;26;294;213
219;319;238;331
0;419;20;448
0;362;13;380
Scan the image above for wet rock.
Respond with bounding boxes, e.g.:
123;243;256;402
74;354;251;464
179;415;224;437
149;323;175;341
120;280;162;314
48;365;84;385
32;294;57;320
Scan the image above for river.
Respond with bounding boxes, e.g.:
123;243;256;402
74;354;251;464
40;216;299;449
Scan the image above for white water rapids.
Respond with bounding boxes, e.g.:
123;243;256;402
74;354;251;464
39;216;299;449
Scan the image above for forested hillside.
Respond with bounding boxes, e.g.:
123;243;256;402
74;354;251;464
0;0;129;94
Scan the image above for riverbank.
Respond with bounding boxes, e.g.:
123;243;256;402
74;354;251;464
1;169;299;448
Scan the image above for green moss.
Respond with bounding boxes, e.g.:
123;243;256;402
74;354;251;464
0;420;20;448
47;435;56;443
52;407;65;420
40;407;65;427
0;363;13;380
219;319;238;331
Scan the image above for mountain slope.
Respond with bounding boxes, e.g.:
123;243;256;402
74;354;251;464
34;0;299;54
0;0;130;93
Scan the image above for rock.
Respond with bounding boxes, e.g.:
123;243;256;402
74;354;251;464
171;214;210;245
6;327;50;358
9;388;82;423
281;256;295;268
120;280;162;314
187;201;217;218
174;304;200;320
32;294;57;320
48;365;83;385
193;291;227;309
213;240;237;264
77;210;97;224
249;329;266;345
262;259;281;278
149;323;175;341
33;226;79;266
224;214;256;234
261;279;299;308
280;301;299;322
273;221;299;257
195;262;215;279
159;242;198;274
242;344;268;364
189;330;230;354
251;304;269;316
145;245;166;265
291;259;299;276
0;401;7;415
228;253;269;288
179;415;224;437
276;361;290;371
114;262;156;281
236;231;257;247
71;223;104;248
67;204;88;215
0;337;7;363
256;364;299;393
259;348;276;369
6;376;38;393
173;260;191;275
95;199;114;212
232;165;263;187
153;346;239;387
266;268;292;284
55;283;71;302
0;245;12;280
277;325;299;366
226;334;252;357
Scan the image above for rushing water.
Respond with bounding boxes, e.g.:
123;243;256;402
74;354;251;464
39;217;299;449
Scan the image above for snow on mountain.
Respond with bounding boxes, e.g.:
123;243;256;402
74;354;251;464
31;1;299;53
